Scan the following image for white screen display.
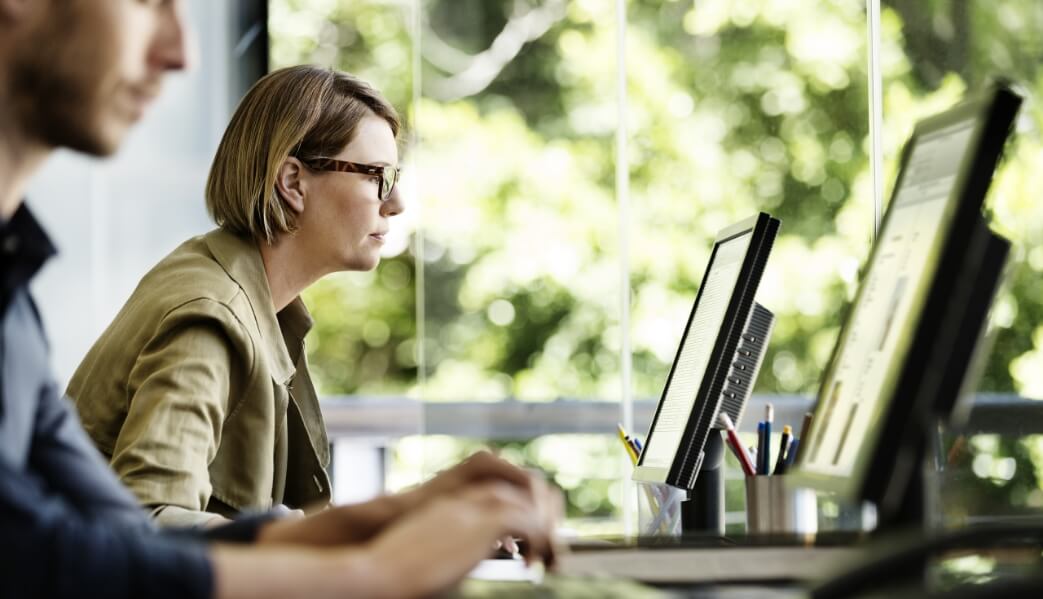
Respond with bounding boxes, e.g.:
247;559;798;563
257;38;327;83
801;119;977;477
642;231;753;469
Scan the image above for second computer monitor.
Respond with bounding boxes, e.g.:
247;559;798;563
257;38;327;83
634;212;779;490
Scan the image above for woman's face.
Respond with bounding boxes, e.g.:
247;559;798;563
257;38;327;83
298;113;403;272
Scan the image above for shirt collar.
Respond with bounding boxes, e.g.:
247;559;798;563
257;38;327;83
1;204;57;309
203;228;310;385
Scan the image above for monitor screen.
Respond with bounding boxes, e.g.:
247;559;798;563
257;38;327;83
791;83;1021;509
634;212;779;489
801;119;977;478
640;231;753;470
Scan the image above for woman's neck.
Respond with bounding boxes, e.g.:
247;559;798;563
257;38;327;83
257;235;328;312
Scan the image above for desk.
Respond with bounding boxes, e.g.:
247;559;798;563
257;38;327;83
457;528;1043;598
455;578;804;598
458;535;861;598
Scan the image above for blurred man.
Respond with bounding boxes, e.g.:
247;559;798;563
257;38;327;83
0;1;560;597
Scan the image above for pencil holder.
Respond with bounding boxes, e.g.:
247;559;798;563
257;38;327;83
744;475;817;536
635;481;685;537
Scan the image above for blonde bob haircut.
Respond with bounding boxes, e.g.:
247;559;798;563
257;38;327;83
206;65;400;244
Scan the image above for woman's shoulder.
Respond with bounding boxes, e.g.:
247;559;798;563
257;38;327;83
126;229;268;326
139;233;244;303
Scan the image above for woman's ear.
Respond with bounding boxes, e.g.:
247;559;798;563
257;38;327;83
274;157;307;215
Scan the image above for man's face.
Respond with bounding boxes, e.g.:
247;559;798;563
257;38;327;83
9;0;188;156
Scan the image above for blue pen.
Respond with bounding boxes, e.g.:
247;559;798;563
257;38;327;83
763;404;773;475
785;438;800;467
632;436;644;452
756;422;766;475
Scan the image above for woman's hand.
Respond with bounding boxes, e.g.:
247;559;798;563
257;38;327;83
213;479;563;599
364;479;565;598
255;451;563;553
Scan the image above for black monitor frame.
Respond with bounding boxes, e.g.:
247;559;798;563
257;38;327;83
789;83;1021;525
634;212;779;490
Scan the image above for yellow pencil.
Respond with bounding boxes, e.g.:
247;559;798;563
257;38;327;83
617;423;639;464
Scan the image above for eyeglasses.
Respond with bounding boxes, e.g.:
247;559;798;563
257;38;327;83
299;157;400;202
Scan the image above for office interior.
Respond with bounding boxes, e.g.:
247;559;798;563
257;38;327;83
25;0;1043;593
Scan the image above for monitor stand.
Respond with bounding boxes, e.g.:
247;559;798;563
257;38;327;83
680;431;725;535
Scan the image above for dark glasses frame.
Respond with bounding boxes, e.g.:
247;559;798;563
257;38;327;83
299;157;400;201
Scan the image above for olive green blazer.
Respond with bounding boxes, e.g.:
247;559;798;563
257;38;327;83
68;228;331;526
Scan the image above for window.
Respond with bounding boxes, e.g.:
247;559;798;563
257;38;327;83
271;0;1041;532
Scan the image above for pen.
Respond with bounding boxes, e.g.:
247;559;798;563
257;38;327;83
763;404;773;475
718;412;756;477
627;438;642;463
798;412;813;440
756;422;766;475
795;412;813;462
626;435;642;460
785;438;800;468
774;425;792;475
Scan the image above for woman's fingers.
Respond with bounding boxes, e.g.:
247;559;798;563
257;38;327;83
364;481;558;597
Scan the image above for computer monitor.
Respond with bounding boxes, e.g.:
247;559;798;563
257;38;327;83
634;212;779;495
789;82;1021;528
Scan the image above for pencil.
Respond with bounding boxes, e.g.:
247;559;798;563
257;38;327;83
617;423;639;465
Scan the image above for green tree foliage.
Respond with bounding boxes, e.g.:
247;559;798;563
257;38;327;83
272;0;872;400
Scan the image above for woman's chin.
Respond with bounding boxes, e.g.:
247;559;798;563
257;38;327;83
340;253;380;272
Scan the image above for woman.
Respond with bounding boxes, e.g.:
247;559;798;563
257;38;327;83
68;65;404;526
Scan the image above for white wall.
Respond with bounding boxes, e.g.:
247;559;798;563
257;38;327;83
27;1;234;386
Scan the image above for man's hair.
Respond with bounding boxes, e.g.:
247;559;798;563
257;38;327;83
205;65;400;243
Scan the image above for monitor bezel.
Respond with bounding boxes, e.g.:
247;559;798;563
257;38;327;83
788;83;1021;503
634;212;779;489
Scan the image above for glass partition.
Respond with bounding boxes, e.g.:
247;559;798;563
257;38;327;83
271;0;1043;533
880;0;1043;527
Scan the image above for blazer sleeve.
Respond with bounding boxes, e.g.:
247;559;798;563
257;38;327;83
110;298;253;527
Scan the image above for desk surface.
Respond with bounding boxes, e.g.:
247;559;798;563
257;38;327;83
458;543;857;598
559;545;859;584
454;578;805;598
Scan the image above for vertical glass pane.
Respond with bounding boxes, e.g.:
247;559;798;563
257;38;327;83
270;2;418;397
416;0;621;401
880;0;1043;397
881;0;1043;524
627;0;870;402
270;1;421;502
626;0;870;532
415;0;626;533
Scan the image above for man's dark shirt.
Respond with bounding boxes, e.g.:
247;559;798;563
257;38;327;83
0;205;266;598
